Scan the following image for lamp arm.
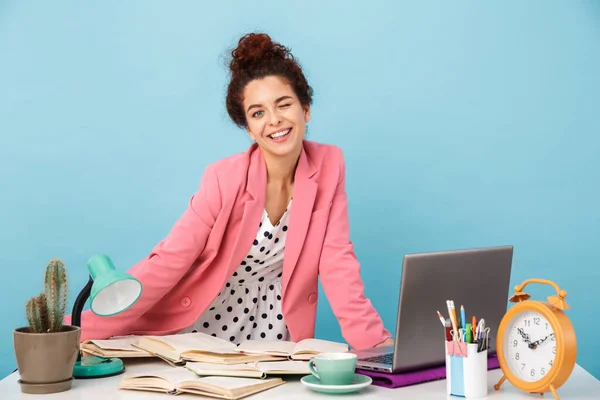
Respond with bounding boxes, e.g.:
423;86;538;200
71;275;93;328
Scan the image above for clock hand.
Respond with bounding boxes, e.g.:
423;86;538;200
531;333;555;348
517;328;531;343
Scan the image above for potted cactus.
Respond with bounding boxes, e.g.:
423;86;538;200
13;258;81;394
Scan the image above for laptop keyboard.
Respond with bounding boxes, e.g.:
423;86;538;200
360;353;393;364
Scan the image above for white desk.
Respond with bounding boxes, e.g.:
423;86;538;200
1;359;599;399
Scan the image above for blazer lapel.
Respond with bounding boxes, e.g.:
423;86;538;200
282;145;317;293
226;145;266;279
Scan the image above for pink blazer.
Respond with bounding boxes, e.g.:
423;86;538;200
67;140;391;350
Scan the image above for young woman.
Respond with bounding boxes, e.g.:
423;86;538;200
71;33;393;350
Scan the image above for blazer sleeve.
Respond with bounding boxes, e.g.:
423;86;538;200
318;148;392;350
64;163;222;340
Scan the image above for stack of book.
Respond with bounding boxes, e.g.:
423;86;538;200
80;332;349;399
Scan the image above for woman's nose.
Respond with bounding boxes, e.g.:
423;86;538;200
268;110;282;126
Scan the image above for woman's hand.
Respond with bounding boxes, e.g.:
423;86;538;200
375;337;394;347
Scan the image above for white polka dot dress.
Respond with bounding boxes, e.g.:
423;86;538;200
180;200;292;344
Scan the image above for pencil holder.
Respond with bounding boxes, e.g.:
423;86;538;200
445;342;488;398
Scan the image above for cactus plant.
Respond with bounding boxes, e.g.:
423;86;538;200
45;258;68;332
25;258;68;333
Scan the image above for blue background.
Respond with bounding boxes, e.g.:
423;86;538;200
1;0;598;380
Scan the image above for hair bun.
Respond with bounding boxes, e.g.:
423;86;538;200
229;33;291;76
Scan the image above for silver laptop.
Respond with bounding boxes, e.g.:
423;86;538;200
353;245;513;373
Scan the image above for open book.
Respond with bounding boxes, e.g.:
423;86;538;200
133;332;283;365
80;335;153;358
119;366;284;399
235;338;348;361
185;360;310;379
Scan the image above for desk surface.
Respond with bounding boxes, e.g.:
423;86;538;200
1;359;599;399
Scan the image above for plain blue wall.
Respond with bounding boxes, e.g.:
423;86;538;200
1;0;599;380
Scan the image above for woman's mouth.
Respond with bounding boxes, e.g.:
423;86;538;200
268;128;291;142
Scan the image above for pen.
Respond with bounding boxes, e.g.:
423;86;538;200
436;311;446;327
460;305;466;330
472;316;476;337
445;320;452;341
476;318;485;341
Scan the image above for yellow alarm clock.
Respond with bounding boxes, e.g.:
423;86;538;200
494;278;577;400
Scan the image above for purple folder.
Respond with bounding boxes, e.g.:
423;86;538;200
356;354;500;389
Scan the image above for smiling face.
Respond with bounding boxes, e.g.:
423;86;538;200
243;75;310;160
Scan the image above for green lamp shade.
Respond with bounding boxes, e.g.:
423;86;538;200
73;254;142;379
87;254;142;316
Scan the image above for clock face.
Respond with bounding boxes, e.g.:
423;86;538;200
503;309;557;382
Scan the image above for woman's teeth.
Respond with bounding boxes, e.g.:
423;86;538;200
269;129;290;139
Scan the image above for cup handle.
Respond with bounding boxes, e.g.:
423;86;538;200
308;359;320;381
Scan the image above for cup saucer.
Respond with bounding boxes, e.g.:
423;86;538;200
300;374;372;394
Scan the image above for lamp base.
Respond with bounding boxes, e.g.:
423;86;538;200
73;356;125;379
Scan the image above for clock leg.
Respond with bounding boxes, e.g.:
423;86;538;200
549;384;559;400
494;375;507;390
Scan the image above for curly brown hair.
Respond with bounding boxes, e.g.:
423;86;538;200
226;32;313;128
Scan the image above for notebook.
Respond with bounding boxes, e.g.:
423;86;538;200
118;366;285;399
235;338;349;360
185;360;310;379
133;332;283;365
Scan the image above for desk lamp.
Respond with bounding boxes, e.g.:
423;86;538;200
71;254;142;379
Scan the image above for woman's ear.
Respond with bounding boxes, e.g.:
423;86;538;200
303;105;311;123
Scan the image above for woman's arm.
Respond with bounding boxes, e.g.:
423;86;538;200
318;148;392;350
376;337;395;347
65;164;222;340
